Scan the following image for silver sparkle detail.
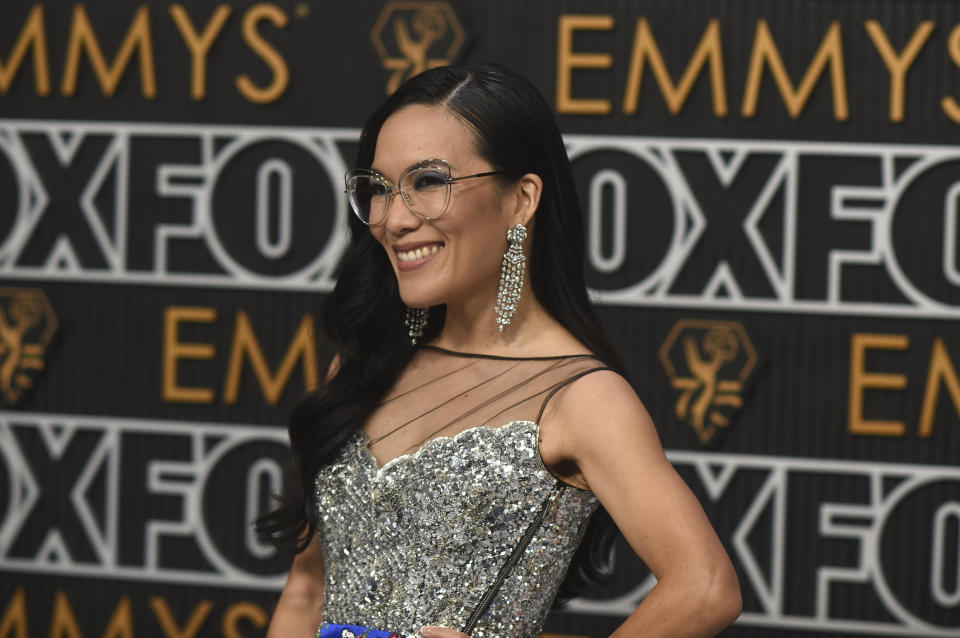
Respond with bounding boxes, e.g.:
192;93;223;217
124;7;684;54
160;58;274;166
313;421;598;638
494;224;527;333
404;307;428;345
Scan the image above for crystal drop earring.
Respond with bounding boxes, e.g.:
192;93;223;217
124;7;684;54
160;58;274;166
494;223;527;332
404;307;428;345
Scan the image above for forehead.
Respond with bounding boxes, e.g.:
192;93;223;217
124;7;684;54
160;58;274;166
373;104;478;177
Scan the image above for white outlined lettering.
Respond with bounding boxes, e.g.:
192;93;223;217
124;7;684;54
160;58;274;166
0;120;958;317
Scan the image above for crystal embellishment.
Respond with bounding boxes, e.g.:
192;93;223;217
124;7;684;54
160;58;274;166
313;421;598;638
495;224;527;332
404;307;428;345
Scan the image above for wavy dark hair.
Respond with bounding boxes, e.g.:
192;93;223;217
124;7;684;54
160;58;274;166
259;63;629;598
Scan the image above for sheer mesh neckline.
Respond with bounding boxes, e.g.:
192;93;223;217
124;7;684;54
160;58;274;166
420;344;595;361
361;346;608;471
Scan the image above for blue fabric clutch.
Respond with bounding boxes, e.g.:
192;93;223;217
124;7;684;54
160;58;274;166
316;622;404;638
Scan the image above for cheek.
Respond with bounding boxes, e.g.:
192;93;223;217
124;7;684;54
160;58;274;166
454;224;507;276
455;196;509;252
369;227;390;254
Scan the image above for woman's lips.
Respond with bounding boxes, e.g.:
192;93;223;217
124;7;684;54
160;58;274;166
395;243;444;270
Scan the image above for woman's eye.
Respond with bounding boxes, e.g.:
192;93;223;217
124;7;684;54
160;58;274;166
365;181;388;196
412;170;447;190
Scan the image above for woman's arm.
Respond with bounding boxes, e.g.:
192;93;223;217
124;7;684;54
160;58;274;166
425;370;741;638
266;533;326;637
268;354;339;636
544;370;742;637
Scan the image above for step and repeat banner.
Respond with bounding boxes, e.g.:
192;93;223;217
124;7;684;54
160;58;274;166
1;1;959;636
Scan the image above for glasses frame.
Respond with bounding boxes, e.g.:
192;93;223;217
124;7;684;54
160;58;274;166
344;159;508;226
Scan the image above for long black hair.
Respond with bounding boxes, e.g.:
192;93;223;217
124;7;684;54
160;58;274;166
259;63;629;597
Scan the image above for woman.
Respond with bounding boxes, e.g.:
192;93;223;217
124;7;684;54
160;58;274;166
261;63;741;638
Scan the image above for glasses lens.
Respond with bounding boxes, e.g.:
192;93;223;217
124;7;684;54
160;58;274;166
346;173;387;224
401;167;450;219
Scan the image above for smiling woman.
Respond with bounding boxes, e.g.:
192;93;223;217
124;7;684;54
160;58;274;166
364;105;535;319
259;63;741;638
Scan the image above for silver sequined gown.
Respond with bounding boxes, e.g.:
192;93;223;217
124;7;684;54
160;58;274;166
314;346;607;638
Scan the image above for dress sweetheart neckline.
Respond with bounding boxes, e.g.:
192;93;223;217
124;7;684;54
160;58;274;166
356;419;544;476
350;421;593;494
419;344;595;361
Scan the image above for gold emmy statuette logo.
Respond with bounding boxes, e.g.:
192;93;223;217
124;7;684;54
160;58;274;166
0;288;58;405
658;320;757;444
371;1;466;94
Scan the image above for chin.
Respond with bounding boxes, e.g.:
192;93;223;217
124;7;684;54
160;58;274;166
396;276;448;309
400;298;441;310
397;289;441;310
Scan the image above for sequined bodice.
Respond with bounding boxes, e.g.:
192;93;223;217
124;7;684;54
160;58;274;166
315;421;597;638
313;348;605;638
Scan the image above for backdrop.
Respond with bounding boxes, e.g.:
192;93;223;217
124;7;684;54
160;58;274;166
1;1;959;636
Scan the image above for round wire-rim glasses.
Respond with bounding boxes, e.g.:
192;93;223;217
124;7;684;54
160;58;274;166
344;159;508;226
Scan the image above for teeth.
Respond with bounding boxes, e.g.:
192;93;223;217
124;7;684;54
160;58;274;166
397;245;443;262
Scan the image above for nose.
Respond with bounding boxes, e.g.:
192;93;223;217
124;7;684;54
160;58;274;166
382;188;421;235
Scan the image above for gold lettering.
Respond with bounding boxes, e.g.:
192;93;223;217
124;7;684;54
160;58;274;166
742;20;848;120
848;333;908;436
919;338;960;437
864;20;934;122
50;591;82;638
102;598;132;638
62;5;156;98
622;18;727;116
235;3;289;104
163;306;217;403
0;588;27;638
941;24;960;123
556;15;614;115
0;5;50;95
170;4;232;100
150;598;213;638
223;311;318;405
222;603;267;638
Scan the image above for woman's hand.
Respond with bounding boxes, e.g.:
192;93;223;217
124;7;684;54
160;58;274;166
420;626;469;638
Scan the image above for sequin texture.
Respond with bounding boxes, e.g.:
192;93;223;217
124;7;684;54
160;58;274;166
314;420;598;638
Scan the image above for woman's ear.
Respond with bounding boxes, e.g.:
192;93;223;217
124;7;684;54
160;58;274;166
510;173;543;226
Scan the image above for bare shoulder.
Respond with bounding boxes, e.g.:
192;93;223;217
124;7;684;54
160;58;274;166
556;367;639;403
539;368;665;490
546;368;653;433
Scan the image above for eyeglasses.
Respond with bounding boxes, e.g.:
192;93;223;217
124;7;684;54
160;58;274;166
344;159;508;226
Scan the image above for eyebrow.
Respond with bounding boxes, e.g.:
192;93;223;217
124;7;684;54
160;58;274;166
369;158;450;178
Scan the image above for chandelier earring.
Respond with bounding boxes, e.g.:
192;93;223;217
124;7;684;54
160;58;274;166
495;223;527;332
404;307;428;345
